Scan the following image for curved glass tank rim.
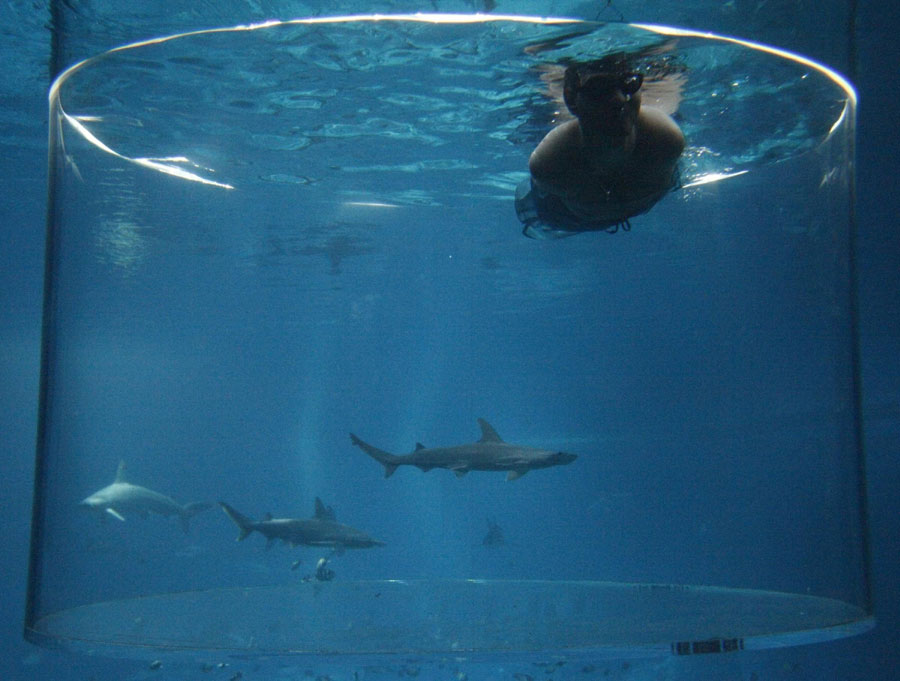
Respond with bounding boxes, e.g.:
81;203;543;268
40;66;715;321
35;13;868;664
49;12;857;193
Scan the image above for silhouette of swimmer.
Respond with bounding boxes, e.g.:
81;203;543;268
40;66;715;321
516;53;685;238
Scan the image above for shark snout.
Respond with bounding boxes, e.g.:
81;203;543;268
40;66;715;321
79;496;101;510
555;451;578;465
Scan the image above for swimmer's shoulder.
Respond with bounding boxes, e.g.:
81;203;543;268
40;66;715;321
637;106;685;160
528;120;583;181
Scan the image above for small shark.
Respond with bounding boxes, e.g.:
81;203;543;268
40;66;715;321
350;418;577;481
80;461;212;532
219;497;385;551
482;517;505;547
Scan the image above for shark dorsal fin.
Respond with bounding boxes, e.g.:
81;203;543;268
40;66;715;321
114;460;127;483
264;512;273;521
415;443;426;451
477;418;503;443
314;497;336;521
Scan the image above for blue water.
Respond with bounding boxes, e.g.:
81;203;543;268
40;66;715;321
2;3;900;681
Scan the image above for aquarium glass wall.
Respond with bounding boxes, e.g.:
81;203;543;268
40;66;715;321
27;10;870;671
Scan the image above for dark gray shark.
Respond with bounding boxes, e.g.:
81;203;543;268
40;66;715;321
219;497;385;551
350;418;577;481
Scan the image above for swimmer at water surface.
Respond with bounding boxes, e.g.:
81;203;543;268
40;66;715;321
516;53;685;238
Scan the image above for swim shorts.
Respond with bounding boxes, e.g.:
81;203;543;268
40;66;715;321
514;167;682;239
514;178;628;239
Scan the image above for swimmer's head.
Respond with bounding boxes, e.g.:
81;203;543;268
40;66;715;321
564;54;643;136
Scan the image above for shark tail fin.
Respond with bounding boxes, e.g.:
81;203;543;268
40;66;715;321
180;502;213;533
219;502;255;541
350;433;402;478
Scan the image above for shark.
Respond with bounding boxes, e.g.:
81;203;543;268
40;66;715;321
350;418;577;481
219;497;385;551
79;460;212;532
482;517;505;547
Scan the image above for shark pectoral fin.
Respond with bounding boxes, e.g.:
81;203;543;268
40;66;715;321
506;470;527;481
449;463;469;478
105;508;126;522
